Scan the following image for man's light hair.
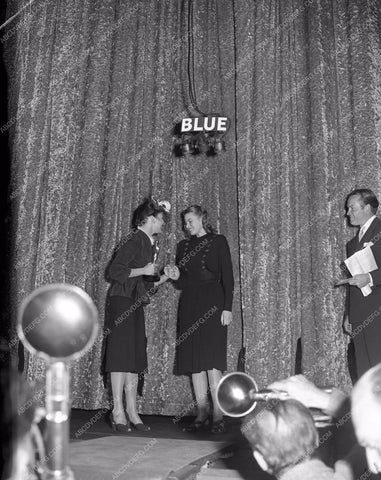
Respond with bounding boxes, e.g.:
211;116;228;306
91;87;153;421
242;399;318;476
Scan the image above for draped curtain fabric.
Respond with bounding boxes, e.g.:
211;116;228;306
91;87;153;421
3;0;381;413
236;0;381;389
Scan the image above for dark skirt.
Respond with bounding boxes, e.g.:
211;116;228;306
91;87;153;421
103;295;147;373
175;282;227;374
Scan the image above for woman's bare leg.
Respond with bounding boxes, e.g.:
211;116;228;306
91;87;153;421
192;371;210;420
110;372;128;424
124;372;143;425
207;368;223;422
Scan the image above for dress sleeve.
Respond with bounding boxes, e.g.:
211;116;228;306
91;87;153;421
219;235;234;311
108;234;140;284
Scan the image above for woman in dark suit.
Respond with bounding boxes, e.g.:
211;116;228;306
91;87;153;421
104;197;169;432
165;205;234;434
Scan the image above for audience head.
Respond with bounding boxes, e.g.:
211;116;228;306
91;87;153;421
352;363;381;473
242;399;318;477
180;205;215;237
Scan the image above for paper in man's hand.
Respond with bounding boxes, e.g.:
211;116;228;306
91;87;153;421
344;246;378;296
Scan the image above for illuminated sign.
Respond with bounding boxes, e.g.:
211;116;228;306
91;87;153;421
181;116;229;133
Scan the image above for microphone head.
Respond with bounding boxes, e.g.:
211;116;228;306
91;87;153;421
216;372;259;417
18;283;99;361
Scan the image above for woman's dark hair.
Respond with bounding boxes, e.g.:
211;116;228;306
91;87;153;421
131;197;167;228
180;205;215;236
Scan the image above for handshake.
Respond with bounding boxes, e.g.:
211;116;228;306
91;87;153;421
163;265;180;280
141;263;180;283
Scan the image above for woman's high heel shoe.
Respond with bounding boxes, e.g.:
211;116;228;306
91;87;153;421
211;419;226;434
182;416;209;433
109;412;132;433
126;411;151;431
130;421;151;432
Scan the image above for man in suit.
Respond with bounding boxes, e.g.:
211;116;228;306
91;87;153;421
344;189;381;377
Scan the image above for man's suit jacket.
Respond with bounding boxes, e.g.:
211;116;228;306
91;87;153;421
347;216;381;325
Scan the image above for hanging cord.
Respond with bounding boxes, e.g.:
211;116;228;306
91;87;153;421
185;0;230;151
187;0;206;116
0;0;38;30
231;0;246;367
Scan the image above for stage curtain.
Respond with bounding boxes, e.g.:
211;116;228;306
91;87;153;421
3;0;381;413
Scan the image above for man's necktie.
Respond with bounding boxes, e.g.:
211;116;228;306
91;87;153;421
359;226;366;241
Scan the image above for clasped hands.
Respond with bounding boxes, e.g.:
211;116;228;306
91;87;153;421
163;265;180;280
143;263;177;278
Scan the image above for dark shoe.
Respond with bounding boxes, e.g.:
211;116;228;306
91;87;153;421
125;411;151;431
182;417;209;433
131;422;151;432
211;419;226;434
109;413;131;433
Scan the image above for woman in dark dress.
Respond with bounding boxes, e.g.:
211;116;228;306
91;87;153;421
165;205;234;433
104;197;169;432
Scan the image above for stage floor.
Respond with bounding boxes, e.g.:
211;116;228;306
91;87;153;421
68;409;269;479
